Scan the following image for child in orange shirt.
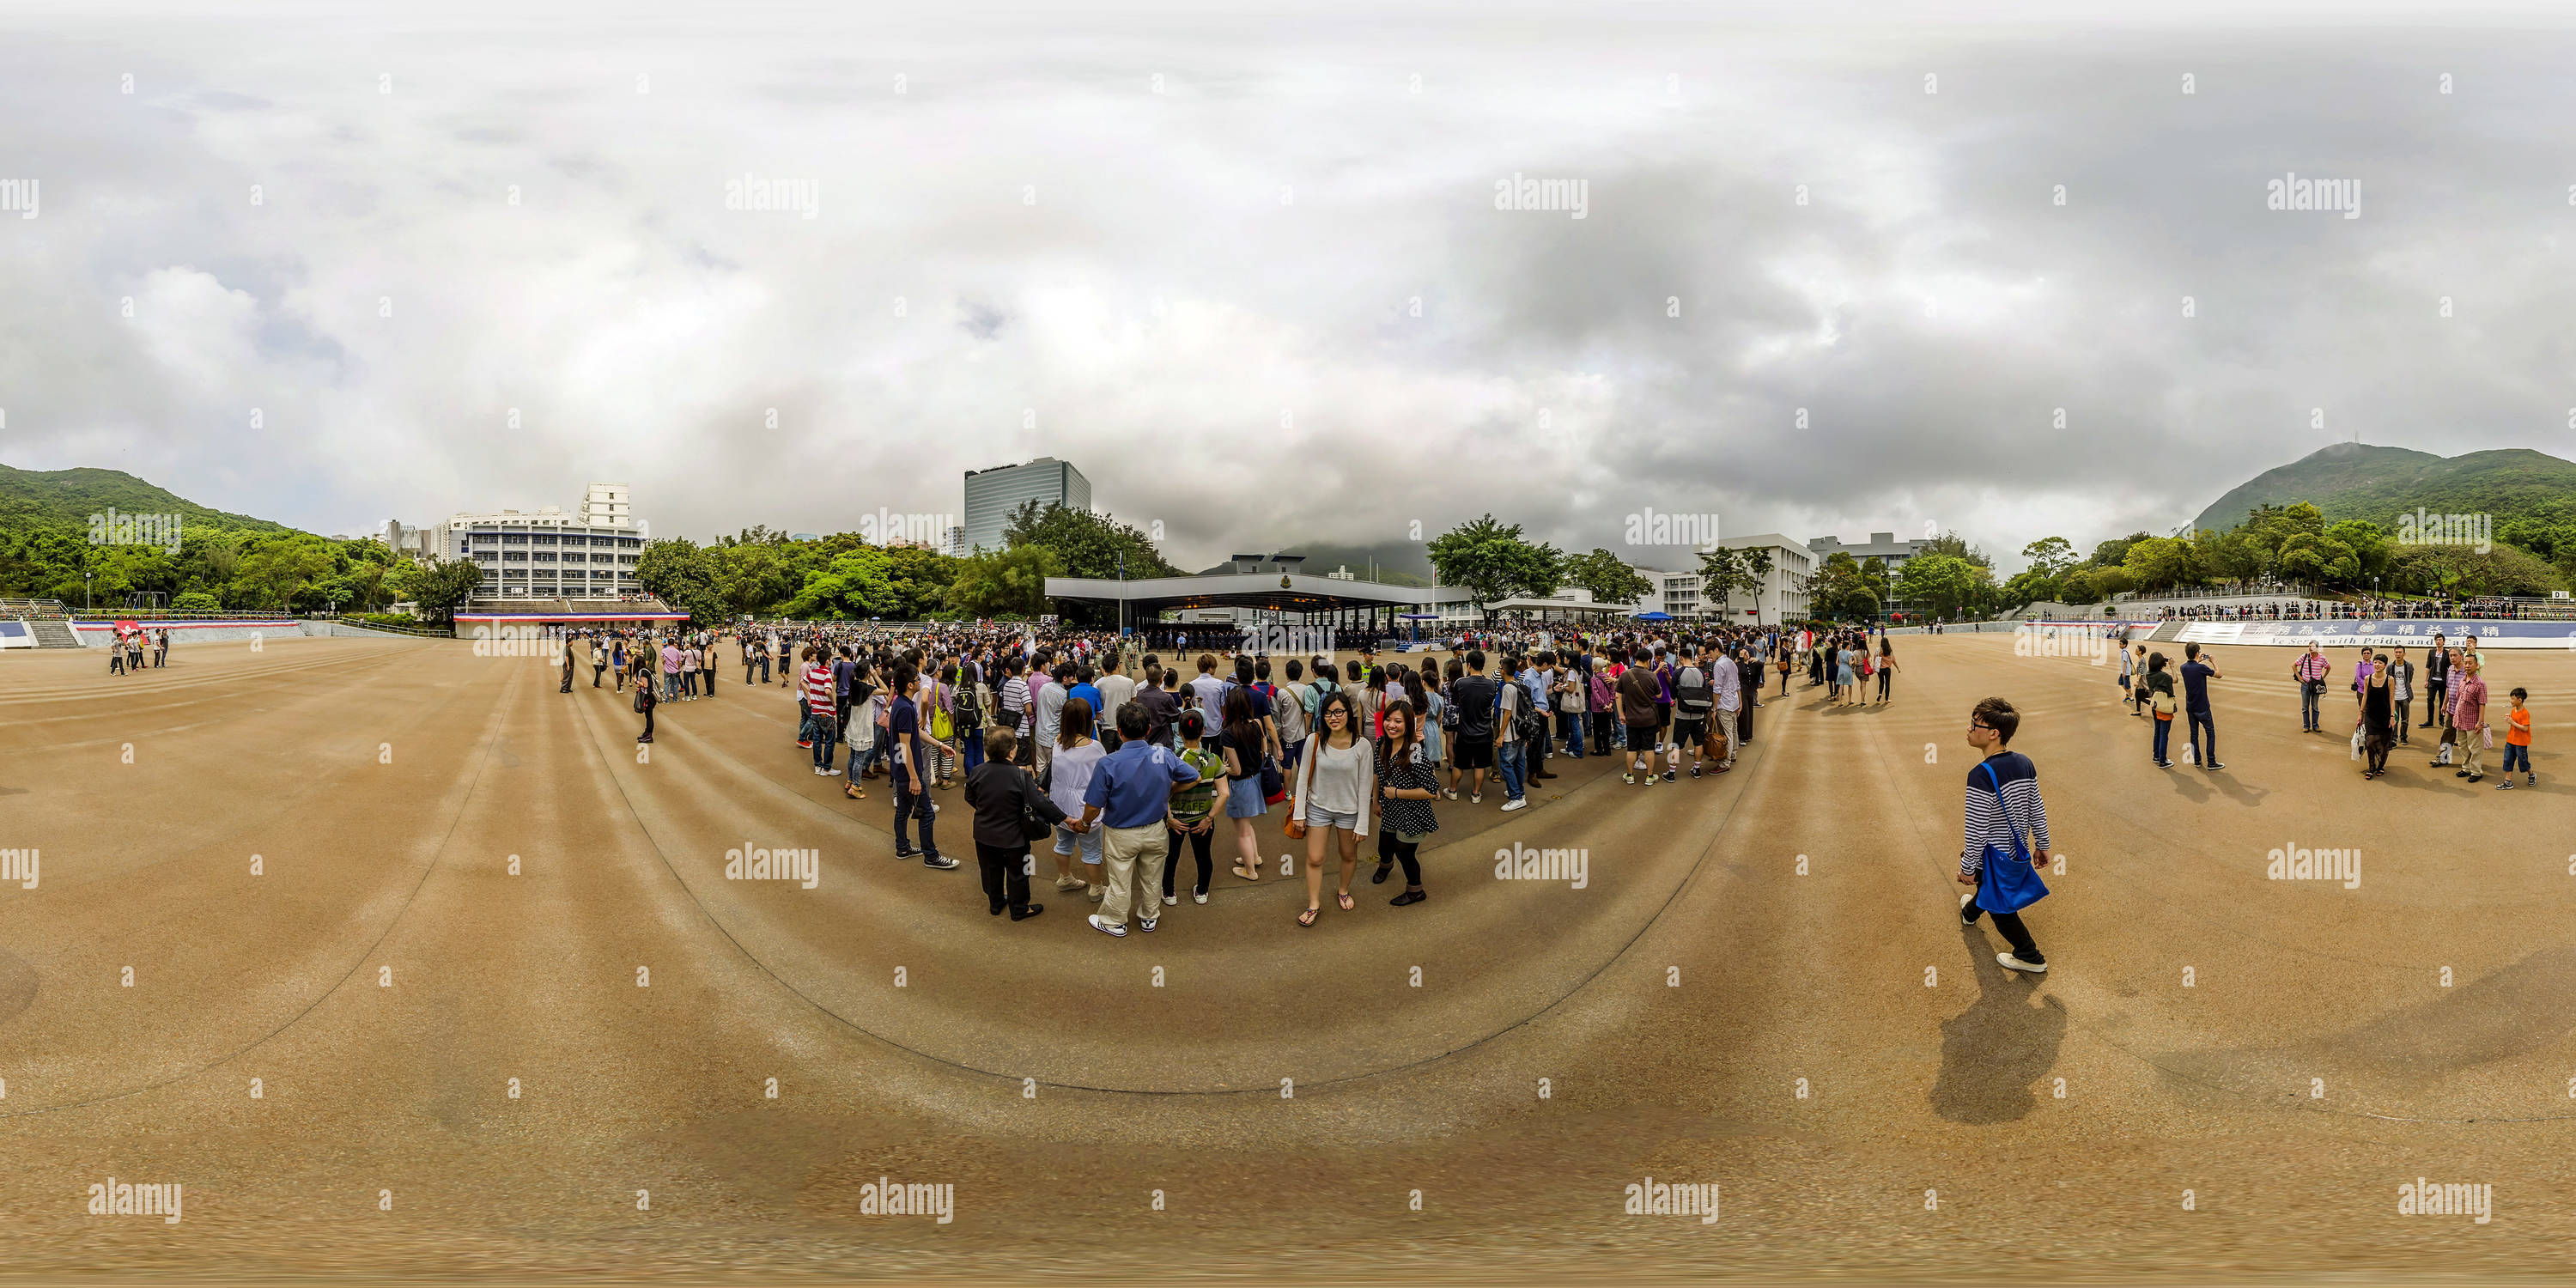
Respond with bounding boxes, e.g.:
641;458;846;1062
2497;687;2534;789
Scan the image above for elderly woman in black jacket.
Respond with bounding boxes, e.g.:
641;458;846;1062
963;727;1064;921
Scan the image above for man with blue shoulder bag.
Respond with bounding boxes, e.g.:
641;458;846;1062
1957;696;2052;975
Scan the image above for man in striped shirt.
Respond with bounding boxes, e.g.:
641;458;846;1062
2293;643;2330;732
1958;696;2052;975
805;653;841;776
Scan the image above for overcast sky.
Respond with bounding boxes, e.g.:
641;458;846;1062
3;1;2573;573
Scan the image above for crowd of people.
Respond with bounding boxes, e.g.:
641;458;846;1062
104;624;168;675
545;618;1872;933
2117;629;2537;787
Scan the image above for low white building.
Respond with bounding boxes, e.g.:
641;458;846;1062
1632;536;1814;625
407;483;654;599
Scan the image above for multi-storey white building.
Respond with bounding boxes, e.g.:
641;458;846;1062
418;483;653;599
1628;536;1815;625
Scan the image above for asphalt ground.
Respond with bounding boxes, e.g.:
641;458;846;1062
2;631;2572;1282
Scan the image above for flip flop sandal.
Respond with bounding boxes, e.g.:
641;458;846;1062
1231;865;1262;882
1336;892;1355;911
1297;907;1320;927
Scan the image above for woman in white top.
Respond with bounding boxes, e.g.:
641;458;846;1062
1290;690;1375;927
1045;697;1108;900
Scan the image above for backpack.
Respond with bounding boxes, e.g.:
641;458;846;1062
1589;670;1614;709
953;677;982;727
1674;666;1713;717
1504;683;1541;742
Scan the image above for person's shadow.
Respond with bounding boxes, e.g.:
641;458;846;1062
1931;923;2068;1123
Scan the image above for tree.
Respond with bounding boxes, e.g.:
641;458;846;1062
1425;514;1564;611
1004;501;1177;579
1894;552;1988;620
1697;546;1773;617
1803;552;1884;621
1919;530;1992;569
171;590;222;613
635;538;723;621
946;545;1060;618
2057;569;2098;605
2000;568;2060;610
708;540;797;617
880;544;960;619
782;547;896;619
2120;536;2201;591
1562;547;1652;608
231;540;332;611
2087;532;2153;573
2020;537;2077;579
388;556;486;624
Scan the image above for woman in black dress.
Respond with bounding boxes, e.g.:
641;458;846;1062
2360;652;2395;779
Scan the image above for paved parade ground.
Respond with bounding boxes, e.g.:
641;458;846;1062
3;632;2572;1280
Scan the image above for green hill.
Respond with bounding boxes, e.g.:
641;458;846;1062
2193;443;2576;533
0;464;299;538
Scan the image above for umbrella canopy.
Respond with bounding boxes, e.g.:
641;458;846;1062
115;619;140;629
1633;611;1674;622
1396;612;1441;620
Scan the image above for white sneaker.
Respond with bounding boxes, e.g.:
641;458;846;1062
1087;884;1106;902
1088;914;1127;939
1470;793;1482;805
813;767;829;775
1996;952;2047;975
823;768;842;776
1500;798;1528;811
1193;889;1209;904
1138;916;1158;933
1163;893;1177;905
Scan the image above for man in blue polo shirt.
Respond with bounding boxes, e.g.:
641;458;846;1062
1077;701;1202;939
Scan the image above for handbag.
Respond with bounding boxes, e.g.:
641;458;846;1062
1261;753;1285;805
2150;690;2176;717
1973;762;2050;914
1018;773;1055;842
1281;750;1308;840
